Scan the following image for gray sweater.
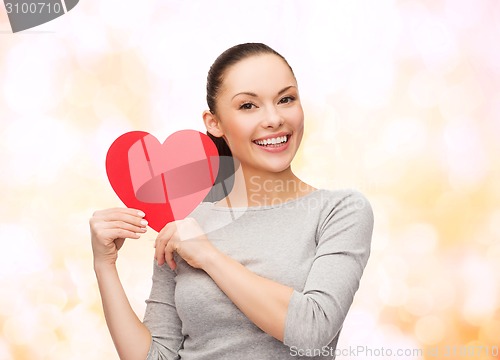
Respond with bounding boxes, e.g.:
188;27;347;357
143;189;374;359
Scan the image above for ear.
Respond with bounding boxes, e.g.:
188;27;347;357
202;110;224;138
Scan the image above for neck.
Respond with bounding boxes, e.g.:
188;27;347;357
217;159;316;208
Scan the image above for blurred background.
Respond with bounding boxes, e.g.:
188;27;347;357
0;0;499;359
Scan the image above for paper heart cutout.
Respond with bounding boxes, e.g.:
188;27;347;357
105;130;219;232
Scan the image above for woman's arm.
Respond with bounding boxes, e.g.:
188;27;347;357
156;190;373;348
90;208;153;360
201;191;373;348
280;191;374;349
94;263;152;360
201;251;294;342
154;217;294;342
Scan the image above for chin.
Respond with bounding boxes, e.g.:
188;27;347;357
262;160;293;174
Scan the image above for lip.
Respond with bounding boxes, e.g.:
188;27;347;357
252;131;291;142
252;133;291;153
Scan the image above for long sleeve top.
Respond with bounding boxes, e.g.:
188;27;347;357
143;188;374;359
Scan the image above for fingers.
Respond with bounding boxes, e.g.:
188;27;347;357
155;224;176;267
164;240;178;270
90;208;148;244
90;208;150;267
99;227;141;241
97;211;147;228
154;219;207;270
107;220;147;234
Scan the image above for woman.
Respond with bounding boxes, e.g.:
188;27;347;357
90;43;374;360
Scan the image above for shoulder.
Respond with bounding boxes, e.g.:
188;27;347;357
316;188;374;233
318;188;373;213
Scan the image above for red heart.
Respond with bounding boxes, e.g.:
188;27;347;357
105;130;219;232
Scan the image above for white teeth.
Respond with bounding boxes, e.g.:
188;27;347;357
254;135;288;146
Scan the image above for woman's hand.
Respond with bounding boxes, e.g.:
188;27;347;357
155;217;218;270
89;208;148;268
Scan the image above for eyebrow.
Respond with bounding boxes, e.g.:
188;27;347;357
231;85;296;100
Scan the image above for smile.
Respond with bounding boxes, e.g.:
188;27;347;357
252;134;290;147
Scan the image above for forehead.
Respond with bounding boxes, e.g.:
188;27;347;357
221;54;296;95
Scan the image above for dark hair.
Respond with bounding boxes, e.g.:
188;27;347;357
205;42;295;156
203;43;295;202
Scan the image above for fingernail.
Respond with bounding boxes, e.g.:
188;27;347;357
138;210;145;217
141;219;148;225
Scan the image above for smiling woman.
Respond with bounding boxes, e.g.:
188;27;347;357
90;43;374;360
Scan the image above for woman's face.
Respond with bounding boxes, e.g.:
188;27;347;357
207;54;304;175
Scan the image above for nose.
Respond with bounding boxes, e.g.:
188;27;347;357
263;105;284;128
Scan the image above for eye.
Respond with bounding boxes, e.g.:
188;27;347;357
239;102;256;110
279;96;296;104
